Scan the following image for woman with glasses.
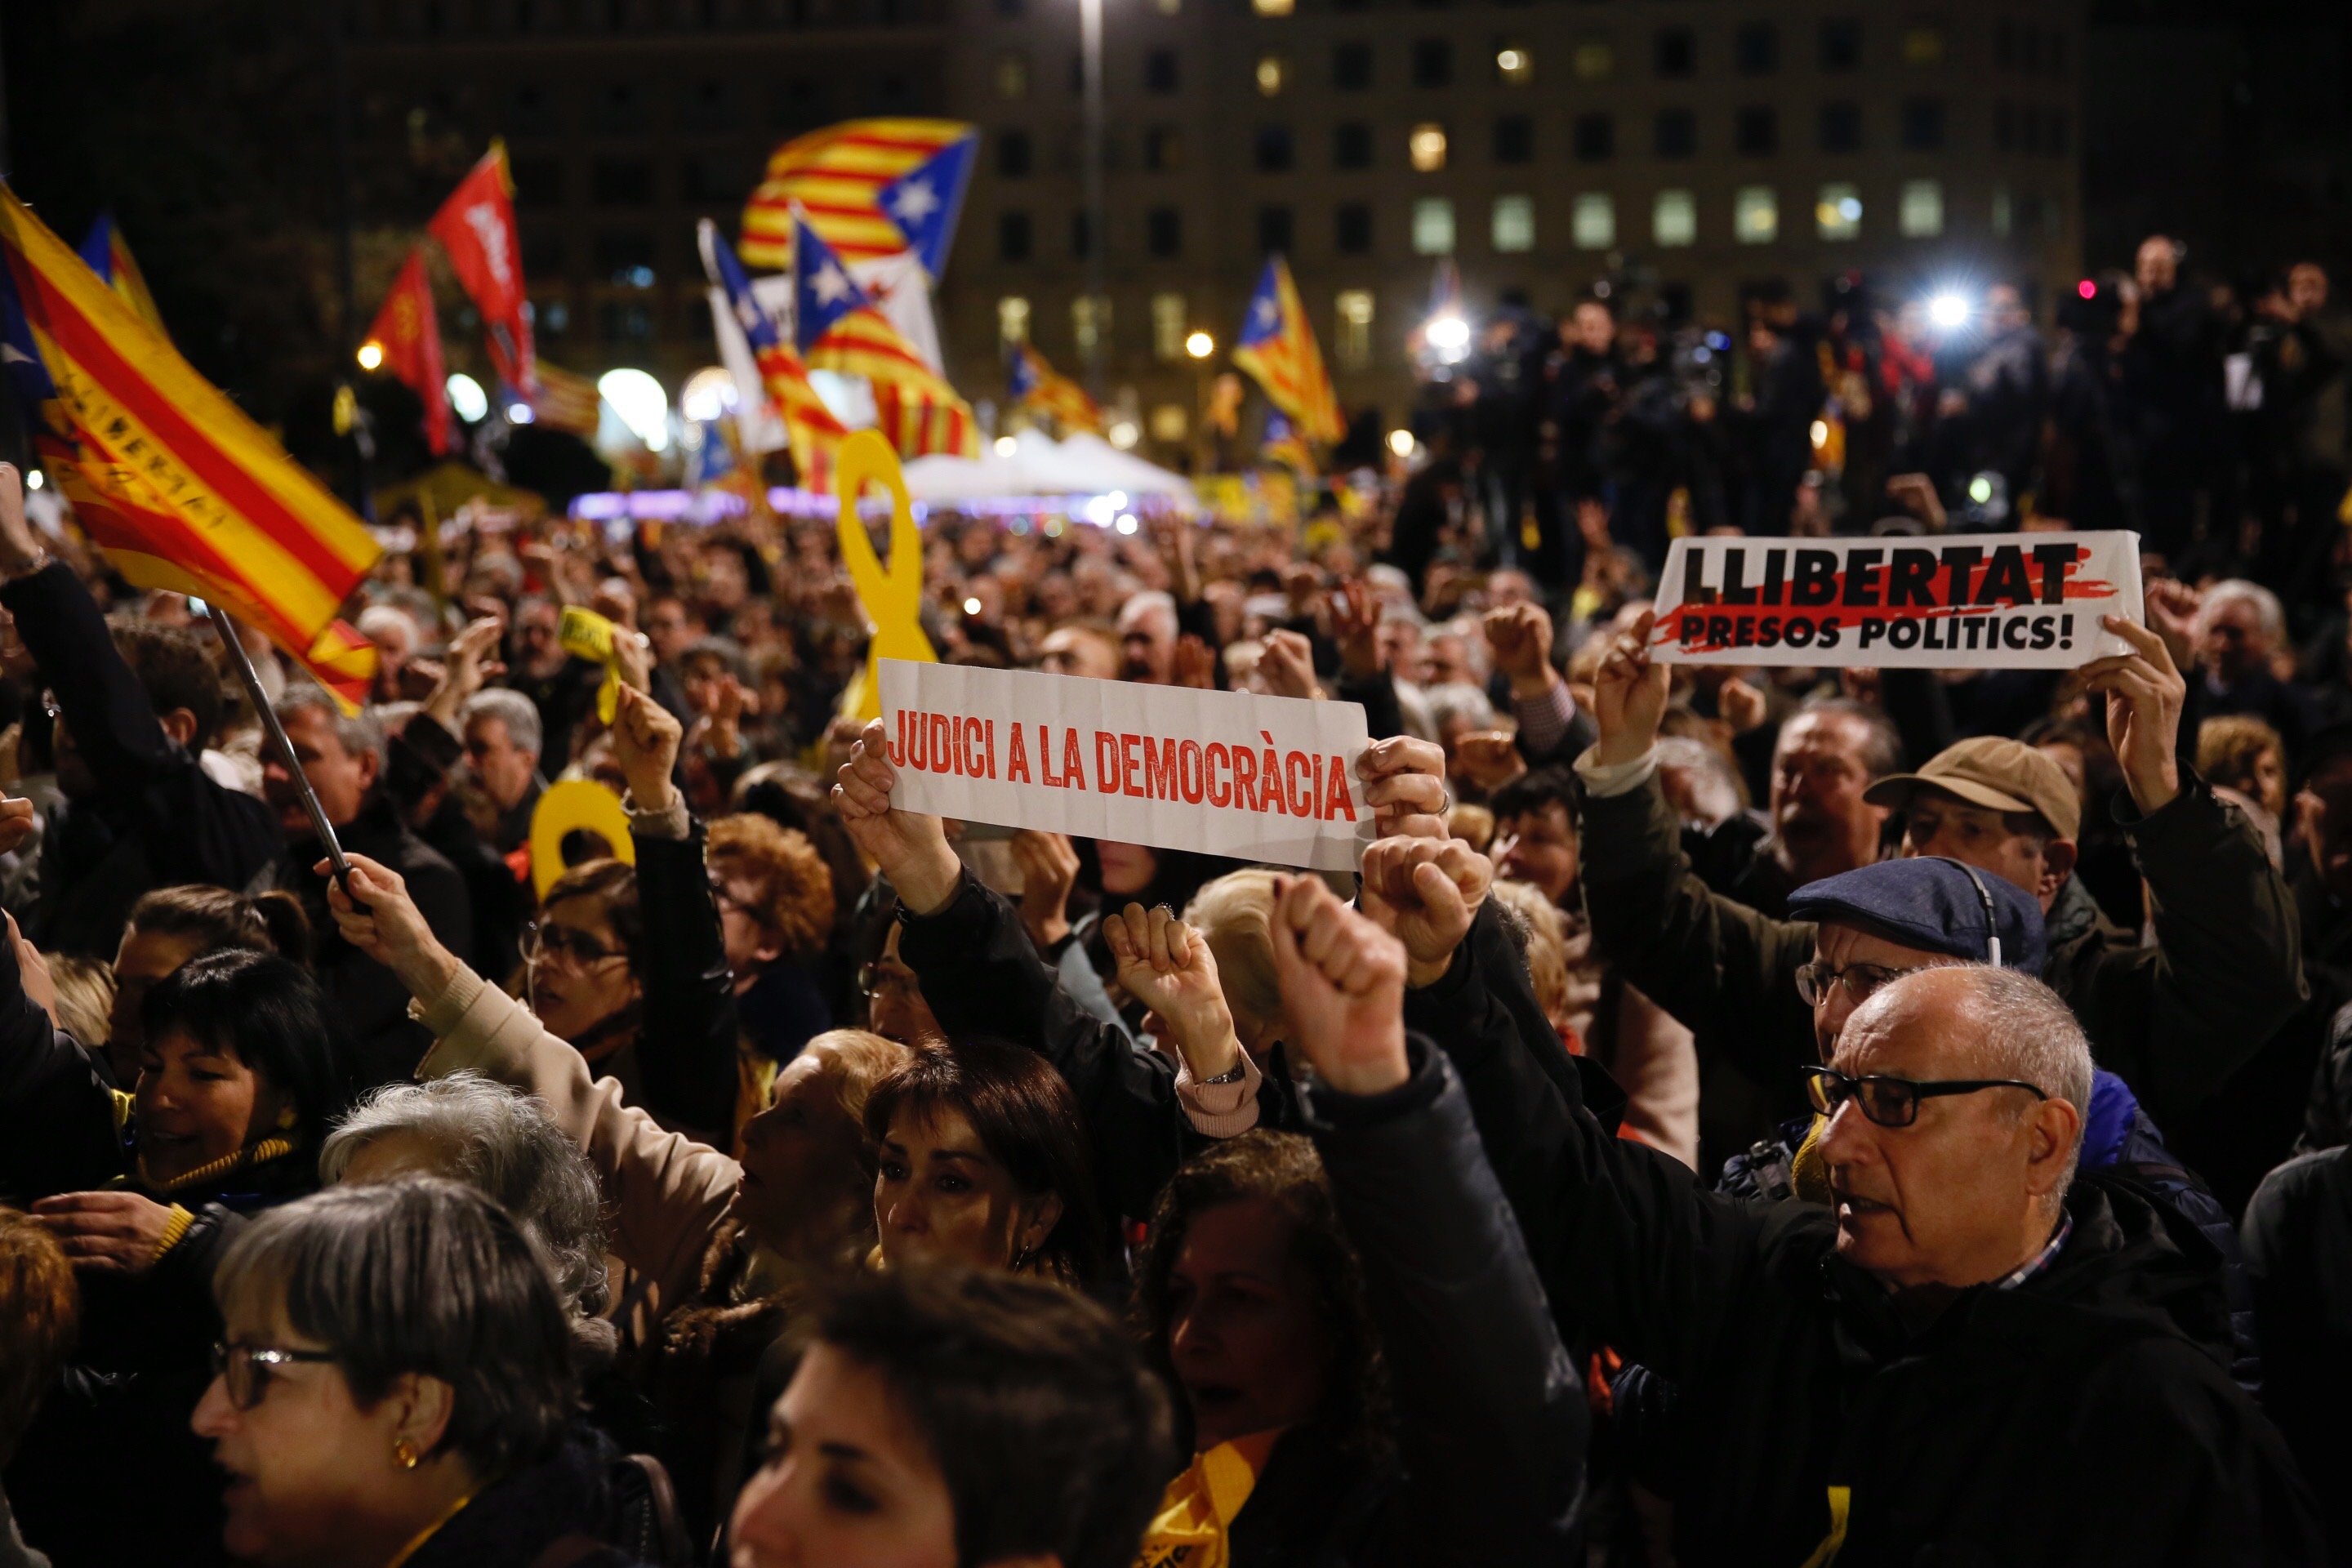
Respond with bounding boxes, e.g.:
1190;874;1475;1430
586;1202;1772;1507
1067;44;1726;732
1;934;343;1565
192;1179;662;1568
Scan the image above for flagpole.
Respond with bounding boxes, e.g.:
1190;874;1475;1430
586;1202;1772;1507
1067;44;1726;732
207;608;354;889
1079;0;1107;399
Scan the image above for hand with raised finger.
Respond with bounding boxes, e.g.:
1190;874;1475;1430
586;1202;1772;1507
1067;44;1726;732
1718;675;1768;736
1592;609;1670;767
1010;830;1080;950
1104;902;1242;1079
1334;579;1385;681
1258;630;1322;702
2078;614;2186;814
1483;603;1559;699
1269;873;1410;1095
831;718;962;915
2143;578;2203;677
322;852;461;1000
32;1191;180;1275
1453;731;1528;794
1355;735;1449;840
1358;835;1492;987
612;684;685;812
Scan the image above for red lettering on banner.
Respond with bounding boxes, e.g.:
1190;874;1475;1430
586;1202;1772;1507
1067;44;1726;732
1143;736;1178;801
1007;721;1032;783
1094;731;1119;793
1060;726;1085;789
926;714;950;774
1205;742;1232;807
1325;755;1356;821
1039;724;1064;787
1120;734;1143;797
1285;751;1313;816
1232;742;1258;810
1178;741;1204;803
982;719;997;780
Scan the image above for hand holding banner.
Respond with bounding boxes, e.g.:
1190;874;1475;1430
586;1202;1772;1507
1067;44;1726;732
1650;532;2145;669
879;661;1371;872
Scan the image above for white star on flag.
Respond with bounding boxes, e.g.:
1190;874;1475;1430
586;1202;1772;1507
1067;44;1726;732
812;264;853;306
1254;297;1280;330
734;295;764;334
890;179;939;224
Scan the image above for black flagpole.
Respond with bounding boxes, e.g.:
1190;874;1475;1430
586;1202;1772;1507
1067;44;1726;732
206;607;354;889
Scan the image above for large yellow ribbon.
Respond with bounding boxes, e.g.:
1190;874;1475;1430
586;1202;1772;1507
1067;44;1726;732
833;429;935;723
1134;1432;1280;1568
529;778;636;898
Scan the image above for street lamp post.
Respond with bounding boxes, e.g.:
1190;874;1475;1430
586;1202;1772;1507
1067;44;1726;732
1080;0;1107;399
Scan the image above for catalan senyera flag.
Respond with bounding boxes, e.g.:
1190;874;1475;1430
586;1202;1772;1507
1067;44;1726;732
1232;255;1345;447
699;220;848;490
740;119;975;272
364;247;452;457
1008;345;1102;436
791;210;975;460
530;362;603;438
0;185;382;703
78;215;166;337
429;144;536;396
1261;410;1316;478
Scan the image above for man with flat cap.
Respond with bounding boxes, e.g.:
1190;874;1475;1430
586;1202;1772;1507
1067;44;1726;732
1573;607;2305;1164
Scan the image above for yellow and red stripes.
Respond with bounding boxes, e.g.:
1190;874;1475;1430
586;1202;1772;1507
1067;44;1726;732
741;119;969;268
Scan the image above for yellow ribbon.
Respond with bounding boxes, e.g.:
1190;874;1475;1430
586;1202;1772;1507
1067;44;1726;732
1133;1431;1280;1568
833;430;935;724
528;778;637;898
1797;1485;1851;1568
556;604;624;726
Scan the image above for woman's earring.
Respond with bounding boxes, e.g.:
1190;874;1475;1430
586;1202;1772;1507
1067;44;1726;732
393;1437;420;1470
1010;1245;1036;1272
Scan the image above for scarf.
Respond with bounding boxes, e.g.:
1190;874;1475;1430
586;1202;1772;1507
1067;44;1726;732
1134;1431;1280;1568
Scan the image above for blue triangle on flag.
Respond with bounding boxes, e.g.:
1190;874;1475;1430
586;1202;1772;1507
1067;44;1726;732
790;210;872;354
879;133;978;281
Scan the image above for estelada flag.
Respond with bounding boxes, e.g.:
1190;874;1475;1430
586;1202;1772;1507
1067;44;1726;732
531;362;602;438
429;144;536;396
1232;255;1345;446
364;247;452;457
699;220;848;490
78;214;165;337
0;184;381;700
1009;345;1102;437
791;208;975;460
740;119;974;271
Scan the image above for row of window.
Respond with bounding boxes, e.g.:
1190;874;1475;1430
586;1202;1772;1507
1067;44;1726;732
991;179;2062;265
995;288;1382;372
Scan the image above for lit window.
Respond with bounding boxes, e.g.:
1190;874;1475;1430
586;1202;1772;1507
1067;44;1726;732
1411;197;1455;256
1409;122;1448;172
1816;181;1862;241
998;296;1031;347
1335;290;1374;372
1154;0;1179;13
1152;292;1187;360
1495;44;1533;84
1735;185;1778;244
1900;179;1944;238
1653;189;1696;247
1253;0;1292;13
1904;24;1945;65
1073;296;1111;354
1255;54;1289;95
1573;39;1614;79
995;51;1029;99
1492;194;1535;252
1149;403;1189;443
1572;192;1615;250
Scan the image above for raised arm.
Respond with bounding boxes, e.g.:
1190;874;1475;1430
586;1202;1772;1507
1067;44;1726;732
0;899;123;1204
1269;874;1586;1556
325;853;737;1307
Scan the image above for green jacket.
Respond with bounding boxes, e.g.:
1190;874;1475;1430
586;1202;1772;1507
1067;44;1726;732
1579;767;2307;1140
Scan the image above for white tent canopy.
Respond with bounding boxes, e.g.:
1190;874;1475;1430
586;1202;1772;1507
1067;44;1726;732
901;429;1198;514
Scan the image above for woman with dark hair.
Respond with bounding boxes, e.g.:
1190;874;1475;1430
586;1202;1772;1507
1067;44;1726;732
106;884;310;1085
1125;875;1586;1566
731;1267;1174;1568
865;1036;1106;1286
192;1179;662;1567
0;933;342;1565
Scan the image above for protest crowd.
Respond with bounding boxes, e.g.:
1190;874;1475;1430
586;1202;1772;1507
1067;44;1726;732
5;235;2352;1568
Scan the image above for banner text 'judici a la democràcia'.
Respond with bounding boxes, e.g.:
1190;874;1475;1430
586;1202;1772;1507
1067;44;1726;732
878;660;1374;873
1650;531;2146;669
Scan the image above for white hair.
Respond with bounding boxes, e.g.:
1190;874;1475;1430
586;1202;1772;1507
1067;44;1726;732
1423;680;1497;733
1116;590;1178;635
463;688;544;759
1655;737;1744;827
2196;579;2286;649
356;603;421;654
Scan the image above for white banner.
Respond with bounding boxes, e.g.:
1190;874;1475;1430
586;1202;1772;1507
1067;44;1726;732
1650;531;2145;668
879;661;1373;872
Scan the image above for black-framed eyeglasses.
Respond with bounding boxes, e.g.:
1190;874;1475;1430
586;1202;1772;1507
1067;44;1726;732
857;962;918;1000
707;878;773;928
522;920;621;967
1802;1065;2049;1129
212;1342;338;1411
1793;960;1927;1009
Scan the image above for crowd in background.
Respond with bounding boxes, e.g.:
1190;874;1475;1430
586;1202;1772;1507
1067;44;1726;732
0;229;2347;1568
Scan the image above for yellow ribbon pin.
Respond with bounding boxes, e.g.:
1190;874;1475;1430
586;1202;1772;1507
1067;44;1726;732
833;430;935;723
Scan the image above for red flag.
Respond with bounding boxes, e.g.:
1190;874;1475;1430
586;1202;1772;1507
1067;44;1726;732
363;248;451;456
427;144;535;395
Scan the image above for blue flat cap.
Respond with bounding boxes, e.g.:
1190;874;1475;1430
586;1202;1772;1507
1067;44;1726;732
1788;857;2046;974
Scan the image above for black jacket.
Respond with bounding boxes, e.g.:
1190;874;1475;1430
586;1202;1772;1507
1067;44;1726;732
0;563;279;957
624;814;751;1143
403;1425;677;1568
2244;1146;2352;1557
1233;1040;1584;1566
1413;902;2320;1566
253;793;471;1094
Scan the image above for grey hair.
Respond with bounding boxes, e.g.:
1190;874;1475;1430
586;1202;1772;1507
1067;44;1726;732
462;688;545;759
1785;695;1904;780
1655;737;1745;827
1423;680;1497;733
2196;578;2287;650
274;686;385;764
213;1180;577;1479
1117;589;1178;633
356;603;421;653
320;1072;608;1317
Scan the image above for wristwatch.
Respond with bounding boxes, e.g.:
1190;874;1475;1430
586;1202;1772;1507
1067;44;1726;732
1195;1058;1251;1086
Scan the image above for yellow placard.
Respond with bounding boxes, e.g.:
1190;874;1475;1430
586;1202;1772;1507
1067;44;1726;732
528;777;636;898
834;429;936;722
557;604;623;725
